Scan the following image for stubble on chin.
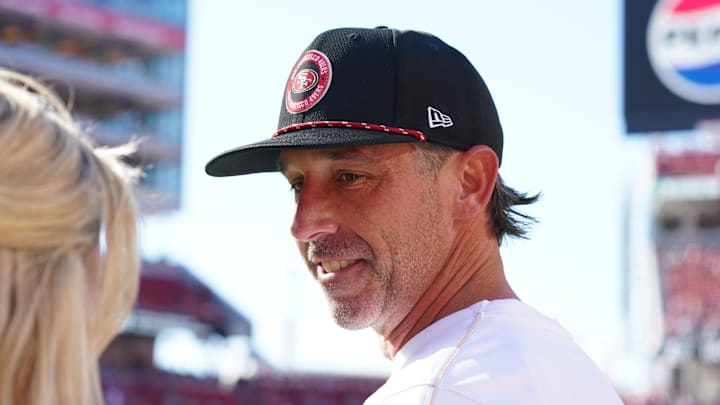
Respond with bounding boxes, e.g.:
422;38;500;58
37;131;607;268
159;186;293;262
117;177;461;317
327;297;378;330
301;235;383;329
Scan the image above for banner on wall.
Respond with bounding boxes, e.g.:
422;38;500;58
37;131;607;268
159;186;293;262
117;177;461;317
624;0;720;133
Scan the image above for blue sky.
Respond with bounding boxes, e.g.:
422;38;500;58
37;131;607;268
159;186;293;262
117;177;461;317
141;0;656;387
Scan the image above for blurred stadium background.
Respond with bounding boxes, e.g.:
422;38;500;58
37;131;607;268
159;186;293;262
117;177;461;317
1;0;719;403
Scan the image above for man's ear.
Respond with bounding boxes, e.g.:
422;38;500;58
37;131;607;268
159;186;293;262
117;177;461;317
453;145;498;219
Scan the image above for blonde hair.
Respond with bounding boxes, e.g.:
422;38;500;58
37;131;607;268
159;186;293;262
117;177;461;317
0;70;141;405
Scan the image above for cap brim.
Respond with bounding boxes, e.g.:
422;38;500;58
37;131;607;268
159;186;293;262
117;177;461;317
205;127;421;177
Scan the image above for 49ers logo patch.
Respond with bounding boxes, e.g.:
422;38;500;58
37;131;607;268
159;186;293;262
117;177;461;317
286;50;332;114
291;69;319;93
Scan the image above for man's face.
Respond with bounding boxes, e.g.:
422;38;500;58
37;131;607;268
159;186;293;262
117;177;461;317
279;143;456;334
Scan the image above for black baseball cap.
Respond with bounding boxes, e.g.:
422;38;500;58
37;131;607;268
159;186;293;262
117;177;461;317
205;26;503;177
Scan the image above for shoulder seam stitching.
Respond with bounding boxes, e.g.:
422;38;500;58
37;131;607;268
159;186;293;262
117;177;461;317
425;310;484;405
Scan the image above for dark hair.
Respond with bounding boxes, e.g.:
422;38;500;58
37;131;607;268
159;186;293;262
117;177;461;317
412;143;540;243
488;175;540;242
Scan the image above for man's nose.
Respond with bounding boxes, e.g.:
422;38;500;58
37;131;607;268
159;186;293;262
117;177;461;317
290;181;338;242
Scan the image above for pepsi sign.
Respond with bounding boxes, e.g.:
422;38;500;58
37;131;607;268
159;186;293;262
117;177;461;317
648;0;720;104
625;0;720;133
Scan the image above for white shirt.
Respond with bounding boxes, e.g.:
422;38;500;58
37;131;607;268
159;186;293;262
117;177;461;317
364;299;623;405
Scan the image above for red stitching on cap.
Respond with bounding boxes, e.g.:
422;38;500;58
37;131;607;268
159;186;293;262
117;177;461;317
272;121;427;141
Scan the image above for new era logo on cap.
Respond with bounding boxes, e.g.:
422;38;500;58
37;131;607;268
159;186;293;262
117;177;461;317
427;106;453;128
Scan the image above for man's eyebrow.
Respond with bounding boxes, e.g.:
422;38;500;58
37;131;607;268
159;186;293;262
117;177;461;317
277;148;376;173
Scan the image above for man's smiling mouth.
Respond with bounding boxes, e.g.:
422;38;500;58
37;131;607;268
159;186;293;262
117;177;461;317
321;260;355;273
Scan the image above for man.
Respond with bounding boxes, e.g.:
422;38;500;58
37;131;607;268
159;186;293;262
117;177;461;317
206;27;622;404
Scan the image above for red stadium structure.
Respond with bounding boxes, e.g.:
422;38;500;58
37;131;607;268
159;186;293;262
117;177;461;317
652;146;720;404
0;0;186;212
100;261;386;404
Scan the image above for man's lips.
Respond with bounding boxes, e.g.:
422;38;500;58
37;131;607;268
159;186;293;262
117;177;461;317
320;259;356;273
315;259;367;287
304;237;376;298
306;237;374;279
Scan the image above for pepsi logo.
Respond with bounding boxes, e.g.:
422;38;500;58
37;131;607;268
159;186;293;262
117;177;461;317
291;69;319;93
285;50;333;114
647;0;720;104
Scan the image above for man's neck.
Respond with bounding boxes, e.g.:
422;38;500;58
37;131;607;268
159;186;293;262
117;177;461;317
375;231;517;360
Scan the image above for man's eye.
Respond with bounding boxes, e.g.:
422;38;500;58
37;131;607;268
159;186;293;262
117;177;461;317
339;172;363;183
